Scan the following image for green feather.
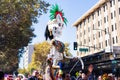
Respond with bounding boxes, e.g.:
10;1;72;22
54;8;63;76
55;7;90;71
49;4;68;25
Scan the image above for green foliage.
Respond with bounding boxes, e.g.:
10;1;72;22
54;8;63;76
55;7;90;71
0;0;50;73
27;41;50;73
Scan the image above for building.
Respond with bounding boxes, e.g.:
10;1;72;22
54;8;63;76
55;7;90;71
23;45;34;69
73;0;120;57
71;0;120;76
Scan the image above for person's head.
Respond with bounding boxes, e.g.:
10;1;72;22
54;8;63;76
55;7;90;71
65;73;71;80
0;71;4;80
32;70;39;77
81;73;86;79
46;59;53;67
88;64;93;73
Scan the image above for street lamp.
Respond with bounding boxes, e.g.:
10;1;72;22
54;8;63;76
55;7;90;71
93;28;113;53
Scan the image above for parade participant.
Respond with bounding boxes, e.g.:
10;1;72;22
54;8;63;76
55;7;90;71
44;4;67;71
0;71;4;80
28;70;39;80
44;59;54;80
56;70;63;80
65;73;71;80
86;64;96;80
44;4;66;80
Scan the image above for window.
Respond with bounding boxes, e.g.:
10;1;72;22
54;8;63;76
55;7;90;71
98;21;100;26
104;17;106;23
115;23;117;30
93;34;95;40
114;11;116;17
106;4;108;10
116;36;118;43
93;45;95;50
89;37;90;42
107;16;108;21
113;0;115;5
84;20;86;25
111;13;113;19
99;32;100;37
108;27;109;33
98;10;99;16
112;25;114;31
105;28;107;34
119;8;120;15
103;5;105;12
113;37;115;44
92;14;94;19
99;43;101;48
93;24;94;29
110;1;112;7
88;17;89;23
105;40;107;46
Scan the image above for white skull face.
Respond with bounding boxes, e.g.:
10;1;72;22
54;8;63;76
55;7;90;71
48;17;64;38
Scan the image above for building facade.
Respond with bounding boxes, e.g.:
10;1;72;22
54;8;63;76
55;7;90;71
23;45;34;69
73;0;120;57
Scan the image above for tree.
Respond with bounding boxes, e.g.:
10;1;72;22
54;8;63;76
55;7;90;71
0;0;50;73
27;41;50;73
27;42;72;73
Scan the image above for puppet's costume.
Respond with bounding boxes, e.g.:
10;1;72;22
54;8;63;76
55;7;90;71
45;4;67;69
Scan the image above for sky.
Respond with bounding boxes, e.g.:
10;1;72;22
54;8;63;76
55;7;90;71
19;0;99;68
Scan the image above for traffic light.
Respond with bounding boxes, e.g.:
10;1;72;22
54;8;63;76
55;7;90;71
73;42;78;50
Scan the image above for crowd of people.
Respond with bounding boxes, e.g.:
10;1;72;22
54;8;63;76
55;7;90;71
0;60;119;80
27;59;117;80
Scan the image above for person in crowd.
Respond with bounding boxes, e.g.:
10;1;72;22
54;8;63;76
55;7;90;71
86;64;96;80
0;71;4;80
98;75;102;80
28;70;39;80
56;70;63;80
44;59;54;80
64;73;71;80
77;72;87;80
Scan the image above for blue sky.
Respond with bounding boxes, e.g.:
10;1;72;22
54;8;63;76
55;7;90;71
19;0;99;68
30;0;99;56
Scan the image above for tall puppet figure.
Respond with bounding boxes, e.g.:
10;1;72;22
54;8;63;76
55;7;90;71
45;4;67;69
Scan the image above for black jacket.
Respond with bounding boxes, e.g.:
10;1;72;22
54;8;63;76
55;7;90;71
28;76;39;80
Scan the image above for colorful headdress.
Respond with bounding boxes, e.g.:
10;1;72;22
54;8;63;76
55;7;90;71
49;4;67;25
